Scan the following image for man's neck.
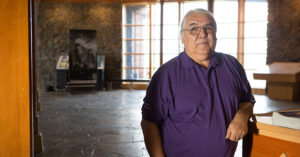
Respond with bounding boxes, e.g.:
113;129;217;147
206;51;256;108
186;51;214;69
196;59;210;69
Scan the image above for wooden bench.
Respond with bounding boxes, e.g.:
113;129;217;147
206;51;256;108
107;78;151;90
253;62;300;100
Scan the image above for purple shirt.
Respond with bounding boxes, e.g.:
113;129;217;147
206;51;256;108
142;51;255;157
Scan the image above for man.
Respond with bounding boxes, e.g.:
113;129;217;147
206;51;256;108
141;8;255;157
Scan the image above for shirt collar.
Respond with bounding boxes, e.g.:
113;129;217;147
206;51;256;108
180;51;195;68
208;52;221;69
180;50;221;69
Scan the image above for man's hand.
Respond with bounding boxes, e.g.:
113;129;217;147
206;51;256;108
226;102;253;141
225;113;248;141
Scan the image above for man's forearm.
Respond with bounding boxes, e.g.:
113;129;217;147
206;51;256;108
226;102;254;141
236;102;254;121
141;119;165;157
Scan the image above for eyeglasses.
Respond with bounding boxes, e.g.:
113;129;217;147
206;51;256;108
181;26;216;35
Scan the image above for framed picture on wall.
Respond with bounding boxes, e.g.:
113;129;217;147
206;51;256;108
69;29;97;81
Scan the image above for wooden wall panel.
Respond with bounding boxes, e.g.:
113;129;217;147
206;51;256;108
0;0;31;156
251;134;300;157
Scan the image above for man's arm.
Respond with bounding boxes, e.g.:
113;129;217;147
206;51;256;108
226;102;254;141
141;119;165;157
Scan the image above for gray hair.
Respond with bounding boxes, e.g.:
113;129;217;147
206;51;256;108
180;8;216;33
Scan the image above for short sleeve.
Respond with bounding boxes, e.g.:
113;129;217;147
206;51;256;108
142;67;171;124
236;60;256;105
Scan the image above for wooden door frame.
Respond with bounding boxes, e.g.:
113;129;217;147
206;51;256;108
29;0;36;156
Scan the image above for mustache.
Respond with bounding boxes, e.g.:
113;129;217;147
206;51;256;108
194;40;209;45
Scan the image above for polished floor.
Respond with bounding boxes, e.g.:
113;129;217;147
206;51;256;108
35;90;300;157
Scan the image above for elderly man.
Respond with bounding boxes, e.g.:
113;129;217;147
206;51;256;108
141;8;255;157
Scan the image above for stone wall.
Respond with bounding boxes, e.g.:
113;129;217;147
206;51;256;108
267;0;300;64
36;2;122;90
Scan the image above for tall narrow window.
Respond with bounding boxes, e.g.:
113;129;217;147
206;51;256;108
163;2;180;64
181;1;208;16
151;3;161;75
214;0;239;58
244;0;268;89
122;5;150;79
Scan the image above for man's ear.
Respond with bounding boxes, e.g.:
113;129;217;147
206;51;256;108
180;32;185;44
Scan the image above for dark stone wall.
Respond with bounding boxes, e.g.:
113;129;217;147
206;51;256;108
36;2;122;90
267;0;300;64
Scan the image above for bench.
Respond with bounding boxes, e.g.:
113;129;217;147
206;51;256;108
107;78;151;90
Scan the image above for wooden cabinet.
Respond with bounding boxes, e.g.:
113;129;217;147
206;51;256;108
248;121;300;157
251;133;300;157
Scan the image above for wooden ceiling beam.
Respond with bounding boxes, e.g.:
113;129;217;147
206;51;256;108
39;0;211;3
39;0;162;3
39;0;122;3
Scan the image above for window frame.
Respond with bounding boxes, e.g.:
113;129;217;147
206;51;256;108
122;0;268;89
122;3;152;79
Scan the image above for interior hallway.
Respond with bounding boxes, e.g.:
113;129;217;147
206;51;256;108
36;90;300;157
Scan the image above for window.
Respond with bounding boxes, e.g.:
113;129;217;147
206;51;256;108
163;2;180;64
151;3;161;74
214;0;238;58
122;1;208;79
244;0;268;89
181;1;208;16
122;4;150;79
122;0;268;90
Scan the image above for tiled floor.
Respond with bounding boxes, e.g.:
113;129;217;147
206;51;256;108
36;90;147;157
35;90;300;157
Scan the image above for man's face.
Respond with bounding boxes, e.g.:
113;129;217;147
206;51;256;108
181;13;216;57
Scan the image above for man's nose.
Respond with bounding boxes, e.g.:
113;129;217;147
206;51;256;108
196;28;207;38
